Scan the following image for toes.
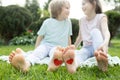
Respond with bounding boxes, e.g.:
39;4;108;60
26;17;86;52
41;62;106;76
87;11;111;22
65;50;75;58
56;46;62;50
94;50;108;59
64;47;69;53
9;52;15;58
63;54;70;61
56;46;65;53
9;51;16;62
99;51;108;58
16;48;23;54
60;47;65;53
9;48;23;62
64;45;75;54
69;45;75;49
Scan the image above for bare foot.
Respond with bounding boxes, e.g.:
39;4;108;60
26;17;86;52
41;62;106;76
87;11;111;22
9;48;30;73
47;46;65;71
94;50;108;72
63;45;77;74
64;45;75;54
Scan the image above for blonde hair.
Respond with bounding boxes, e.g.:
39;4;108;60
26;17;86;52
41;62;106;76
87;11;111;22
48;0;70;18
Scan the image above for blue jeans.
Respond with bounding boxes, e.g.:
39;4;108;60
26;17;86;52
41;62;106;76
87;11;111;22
75;29;104;65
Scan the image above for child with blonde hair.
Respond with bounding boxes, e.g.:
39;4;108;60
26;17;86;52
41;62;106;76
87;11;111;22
63;0;110;73
9;0;72;72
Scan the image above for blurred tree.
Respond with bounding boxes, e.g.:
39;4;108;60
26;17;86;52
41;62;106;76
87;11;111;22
0;6;4;39
28;16;49;34
114;5;120;11
43;0;51;10
0;5;32;44
42;0;51;17
25;0;41;21
71;18;79;44
104;0;120;11
104;0;120;5
105;10;120;40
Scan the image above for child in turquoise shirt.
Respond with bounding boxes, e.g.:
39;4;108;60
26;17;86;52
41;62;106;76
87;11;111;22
9;0;72;73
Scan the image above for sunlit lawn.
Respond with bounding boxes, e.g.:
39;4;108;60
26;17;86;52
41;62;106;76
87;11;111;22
0;39;120;80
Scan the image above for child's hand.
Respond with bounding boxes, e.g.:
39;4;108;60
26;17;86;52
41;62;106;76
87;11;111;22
97;44;108;54
95;48;108;58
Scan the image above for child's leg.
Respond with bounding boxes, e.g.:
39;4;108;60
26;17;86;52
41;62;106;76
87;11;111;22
75;46;93;64
9;45;50;72
63;45;78;74
9;48;31;73
91;29;108;72
90;29;104;50
25;45;50;65
47;46;65;71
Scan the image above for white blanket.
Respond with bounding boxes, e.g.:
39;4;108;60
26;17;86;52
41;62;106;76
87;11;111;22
0;51;120;67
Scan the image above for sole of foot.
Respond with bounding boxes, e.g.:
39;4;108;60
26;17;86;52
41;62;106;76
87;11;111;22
94;50;108;72
63;45;77;74
47;46;64;71
9;48;30;73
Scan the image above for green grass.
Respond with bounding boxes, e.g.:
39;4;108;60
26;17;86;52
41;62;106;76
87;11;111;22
0;40;120;80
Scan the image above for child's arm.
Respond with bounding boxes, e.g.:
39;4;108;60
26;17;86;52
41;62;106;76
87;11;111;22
74;21;82;48
74;35;82;48
35;35;43;48
98;16;110;53
68;36;72;45
74;20;82;48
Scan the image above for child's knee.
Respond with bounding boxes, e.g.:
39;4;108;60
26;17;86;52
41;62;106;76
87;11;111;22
90;28;100;35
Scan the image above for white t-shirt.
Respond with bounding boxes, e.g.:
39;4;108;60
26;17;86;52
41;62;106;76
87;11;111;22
80;14;106;46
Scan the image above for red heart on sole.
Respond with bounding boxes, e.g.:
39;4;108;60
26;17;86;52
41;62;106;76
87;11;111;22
54;59;63;66
66;59;73;64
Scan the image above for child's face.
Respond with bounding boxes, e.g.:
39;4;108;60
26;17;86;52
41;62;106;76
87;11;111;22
58;3;70;20
82;0;95;15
